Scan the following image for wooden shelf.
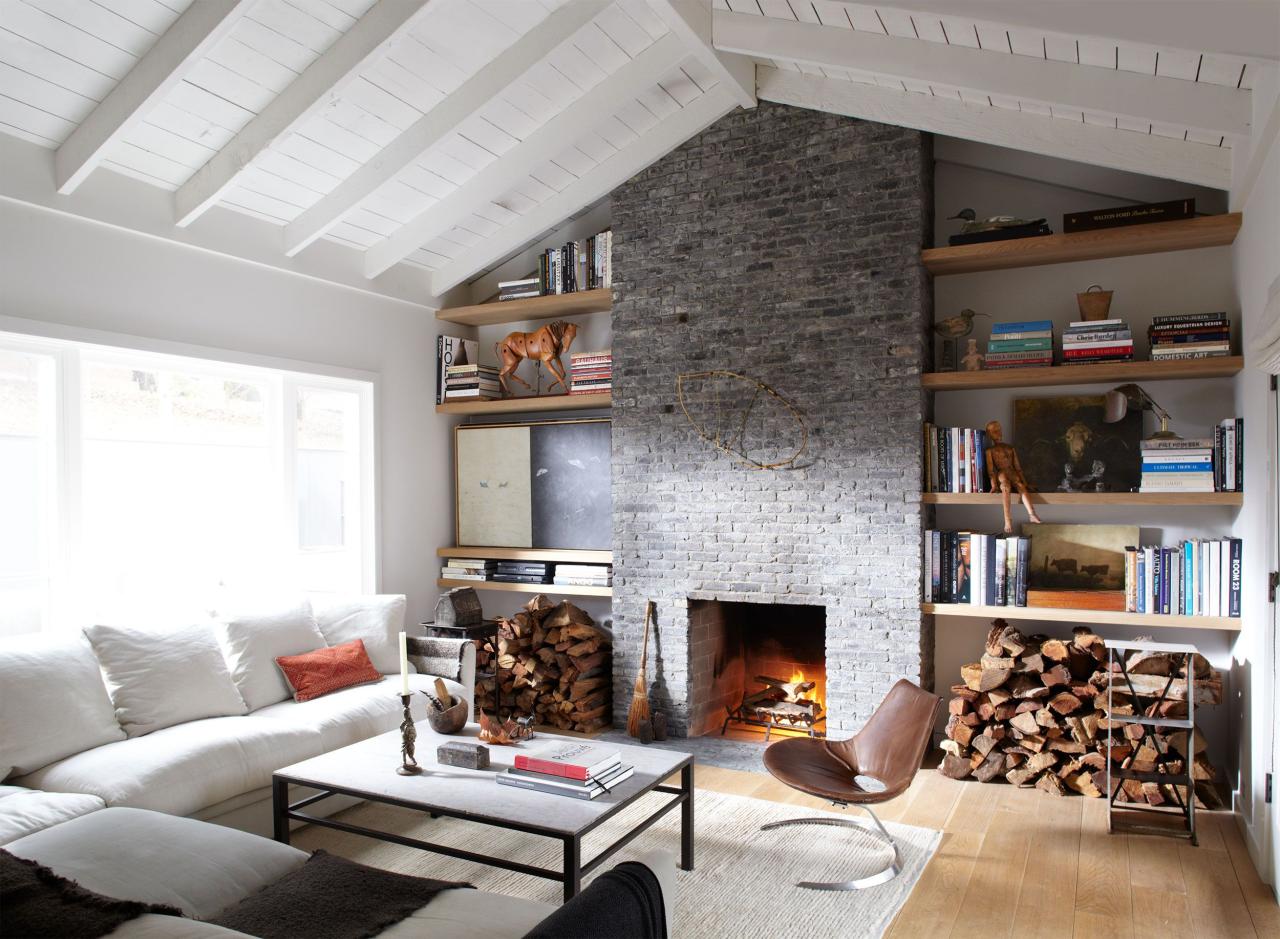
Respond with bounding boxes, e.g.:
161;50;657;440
923;492;1242;506
437;578;612;598
922;603;1240;631
922;356;1241;391
438;546;612;564
922;213;1241;276
435;288;611;327
435;392;610;416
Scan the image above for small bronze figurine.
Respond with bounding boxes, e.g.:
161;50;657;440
397;694;421;775
984;420;1042;534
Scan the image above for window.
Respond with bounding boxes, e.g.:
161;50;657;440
0;331;374;634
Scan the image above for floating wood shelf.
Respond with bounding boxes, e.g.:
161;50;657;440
437;578;612;598
922;603;1240;631
435;392;610;415
438;547;612;564
435;288;611;327
923;492;1242;506
922;355;1241;391
922;213;1241;276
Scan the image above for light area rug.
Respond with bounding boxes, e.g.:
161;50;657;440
293;789;940;939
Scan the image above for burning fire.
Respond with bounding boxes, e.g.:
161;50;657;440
785;667;826;712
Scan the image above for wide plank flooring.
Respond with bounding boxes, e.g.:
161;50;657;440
690;764;1279;939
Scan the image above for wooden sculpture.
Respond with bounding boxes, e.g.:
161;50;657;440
495;320;578;396
985;420;1042;534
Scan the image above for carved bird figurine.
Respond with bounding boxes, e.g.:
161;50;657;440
947;208;1046;234
933;308;990;339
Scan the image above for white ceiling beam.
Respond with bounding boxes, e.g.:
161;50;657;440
430;85;738;294
756;67;1232;191
55;0;252;194
647;0;755;108
283;1;606;258
174;0;433;227
714;10;1251;139
364;30;690;279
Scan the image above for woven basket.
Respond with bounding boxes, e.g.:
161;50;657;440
1076;285;1113;321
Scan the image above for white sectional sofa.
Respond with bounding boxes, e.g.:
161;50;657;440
0;595;475;841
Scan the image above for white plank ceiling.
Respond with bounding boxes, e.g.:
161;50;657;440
0;0;1269;300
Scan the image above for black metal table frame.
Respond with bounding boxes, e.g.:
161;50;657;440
272;761;694;902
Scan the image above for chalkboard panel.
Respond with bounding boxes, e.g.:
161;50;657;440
530;420;611;549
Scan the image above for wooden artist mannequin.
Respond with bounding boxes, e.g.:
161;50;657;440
985;420;1042;534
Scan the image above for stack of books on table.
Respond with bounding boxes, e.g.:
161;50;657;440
1148;313;1231;360
445;364;500;401
552;564;612;587
497;277;540;301
1214;418;1244;491
1140;437;1215;493
440;558;496;581
570;350;611;396
496;742;633;800
492;561;551;585
985;320;1053;369
1125;539;1241;617
922;423;988;492
924;530;1030;607
1061;318;1133;365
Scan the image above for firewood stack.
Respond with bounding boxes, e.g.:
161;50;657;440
939;619;1223;807
473;595;612;734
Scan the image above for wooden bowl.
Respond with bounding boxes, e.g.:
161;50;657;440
428;697;468;735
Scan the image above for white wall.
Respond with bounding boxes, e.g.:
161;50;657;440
931;143;1241;769
0;198;455;627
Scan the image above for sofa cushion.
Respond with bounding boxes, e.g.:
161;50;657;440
311;594;406;674
378;889;554;939
6;806;307;920
275;638;381;702
249;674;462;752
214;599;327;711
0;631;127;781
84;623;248;737
109;914;254;938
15;717;322;818
0;785;106;845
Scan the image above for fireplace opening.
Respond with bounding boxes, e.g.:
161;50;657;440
687;599;826;740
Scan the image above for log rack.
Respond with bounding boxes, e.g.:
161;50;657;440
1104;638;1198;844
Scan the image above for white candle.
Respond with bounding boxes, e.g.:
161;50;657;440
398;631;410;697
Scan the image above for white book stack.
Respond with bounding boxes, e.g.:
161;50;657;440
1140;438;1215;493
552;564;612;587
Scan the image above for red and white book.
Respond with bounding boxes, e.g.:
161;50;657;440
513;742;621;780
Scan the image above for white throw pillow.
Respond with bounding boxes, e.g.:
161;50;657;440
213;599;327;712
83;623;247;737
310;594;407;674
0;633;126;779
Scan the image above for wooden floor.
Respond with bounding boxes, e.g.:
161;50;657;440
690;763;1280;939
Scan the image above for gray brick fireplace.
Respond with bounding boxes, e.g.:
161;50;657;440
609;102;935;737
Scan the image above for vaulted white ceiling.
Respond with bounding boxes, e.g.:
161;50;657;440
0;0;1272;305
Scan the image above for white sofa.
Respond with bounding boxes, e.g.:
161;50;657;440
5;806;677;938
0;596;475;841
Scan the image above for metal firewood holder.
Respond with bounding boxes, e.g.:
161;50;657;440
1104;638;1198;845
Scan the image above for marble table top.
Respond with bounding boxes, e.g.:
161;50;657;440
275;721;693;837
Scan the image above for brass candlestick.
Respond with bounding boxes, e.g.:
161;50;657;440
396;693;421;776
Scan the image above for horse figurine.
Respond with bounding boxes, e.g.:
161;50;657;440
495;320;578;396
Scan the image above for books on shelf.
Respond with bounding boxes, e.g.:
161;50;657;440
923;423;988;493
552;563;613;587
1063;198;1194;233
1214;418;1244;492
445;364;500;401
435;336;478;405
924;530;1030;607
570;350;611;396
1138;421;1243;493
985;320;1054;369
497;277;540;301
1148;313;1231;360
537;231;612;296
1061;318;1134;365
1125;539;1241;617
441;558;496;581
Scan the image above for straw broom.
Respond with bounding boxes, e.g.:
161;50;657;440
626;600;655;737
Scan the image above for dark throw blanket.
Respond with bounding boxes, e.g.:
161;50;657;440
209;850;470;939
523;861;667;939
0;849;184;938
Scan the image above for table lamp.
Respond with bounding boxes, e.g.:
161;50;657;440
1102;383;1180;440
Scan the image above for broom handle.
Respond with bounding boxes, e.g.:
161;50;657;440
639;600;653;673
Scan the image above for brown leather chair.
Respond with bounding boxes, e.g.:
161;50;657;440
761;678;941;890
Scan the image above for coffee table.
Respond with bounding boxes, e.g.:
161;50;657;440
271;722;694;901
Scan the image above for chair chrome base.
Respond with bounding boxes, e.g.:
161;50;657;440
760;807;901;890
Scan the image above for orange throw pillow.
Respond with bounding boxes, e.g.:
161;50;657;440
275;639;382;702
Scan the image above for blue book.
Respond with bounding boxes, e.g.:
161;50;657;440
1136;550;1146;613
1184;541;1194;615
1142;462;1215;472
992;320;1053;334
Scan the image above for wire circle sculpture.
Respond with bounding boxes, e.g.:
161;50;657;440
676;370;808;470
